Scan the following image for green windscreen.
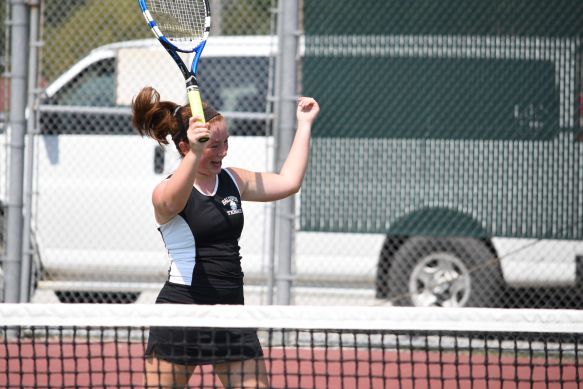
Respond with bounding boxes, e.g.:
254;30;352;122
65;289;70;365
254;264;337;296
300;0;582;239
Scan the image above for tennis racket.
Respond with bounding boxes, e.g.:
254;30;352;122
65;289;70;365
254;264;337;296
137;0;211;142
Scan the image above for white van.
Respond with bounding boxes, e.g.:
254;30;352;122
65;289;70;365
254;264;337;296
2;35;580;307
20;37;279;303
1;36;382;305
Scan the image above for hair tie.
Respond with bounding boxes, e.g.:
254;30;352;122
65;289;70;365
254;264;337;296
172;105;187;143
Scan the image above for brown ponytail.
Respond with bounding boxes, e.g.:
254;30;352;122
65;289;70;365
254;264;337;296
131;86;225;152
131;86;180;145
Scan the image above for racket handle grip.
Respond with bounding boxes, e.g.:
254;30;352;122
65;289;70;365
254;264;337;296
187;88;209;143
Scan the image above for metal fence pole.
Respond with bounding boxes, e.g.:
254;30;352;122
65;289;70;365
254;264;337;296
209;0;222;35
4;0;29;303
20;0;40;302
264;0;279;305
274;0;299;305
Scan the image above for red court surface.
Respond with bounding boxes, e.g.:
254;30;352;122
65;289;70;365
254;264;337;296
1;342;581;388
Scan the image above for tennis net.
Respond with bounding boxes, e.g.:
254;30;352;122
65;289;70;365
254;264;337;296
1;303;582;388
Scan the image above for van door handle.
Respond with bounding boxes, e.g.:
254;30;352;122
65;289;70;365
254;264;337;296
154;145;165;174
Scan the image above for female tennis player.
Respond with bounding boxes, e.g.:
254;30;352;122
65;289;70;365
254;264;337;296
131;86;319;388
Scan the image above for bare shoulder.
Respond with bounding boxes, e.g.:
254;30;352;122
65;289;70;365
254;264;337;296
225;167;253;193
151;178;174;225
152;177;170;204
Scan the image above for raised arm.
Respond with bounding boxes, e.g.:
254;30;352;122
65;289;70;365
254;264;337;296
152;117;211;224
230;97;320;202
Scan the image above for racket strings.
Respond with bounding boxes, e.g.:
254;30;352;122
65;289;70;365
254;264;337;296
148;0;208;40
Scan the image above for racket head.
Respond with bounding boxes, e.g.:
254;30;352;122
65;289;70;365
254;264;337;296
138;0;210;52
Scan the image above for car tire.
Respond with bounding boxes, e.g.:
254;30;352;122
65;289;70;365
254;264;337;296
386;237;504;307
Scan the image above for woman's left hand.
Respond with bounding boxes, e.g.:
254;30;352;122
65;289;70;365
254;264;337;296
296;97;320;128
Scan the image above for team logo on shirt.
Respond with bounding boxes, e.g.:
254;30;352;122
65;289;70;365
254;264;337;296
222;196;243;215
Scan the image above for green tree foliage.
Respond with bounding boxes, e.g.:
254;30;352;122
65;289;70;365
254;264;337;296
42;0;150;81
43;0;89;27
41;0;274;82
222;0;272;35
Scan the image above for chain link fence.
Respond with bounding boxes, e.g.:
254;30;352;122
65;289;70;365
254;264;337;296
2;0;583;308
2;0;280;304
301;0;583;308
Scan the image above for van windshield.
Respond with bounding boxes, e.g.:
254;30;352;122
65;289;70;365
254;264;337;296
40;55;271;136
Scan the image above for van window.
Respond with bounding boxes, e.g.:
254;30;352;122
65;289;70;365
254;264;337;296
200;56;269;113
40;57;128;135
47;58;116;107
199;56;270;136
199;57;269;112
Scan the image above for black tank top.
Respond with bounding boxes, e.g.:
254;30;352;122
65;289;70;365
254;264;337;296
179;169;244;288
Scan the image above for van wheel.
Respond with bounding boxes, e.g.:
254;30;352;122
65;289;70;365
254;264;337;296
386;237;503;307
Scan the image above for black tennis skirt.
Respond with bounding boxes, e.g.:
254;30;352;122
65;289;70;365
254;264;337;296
145;281;264;366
